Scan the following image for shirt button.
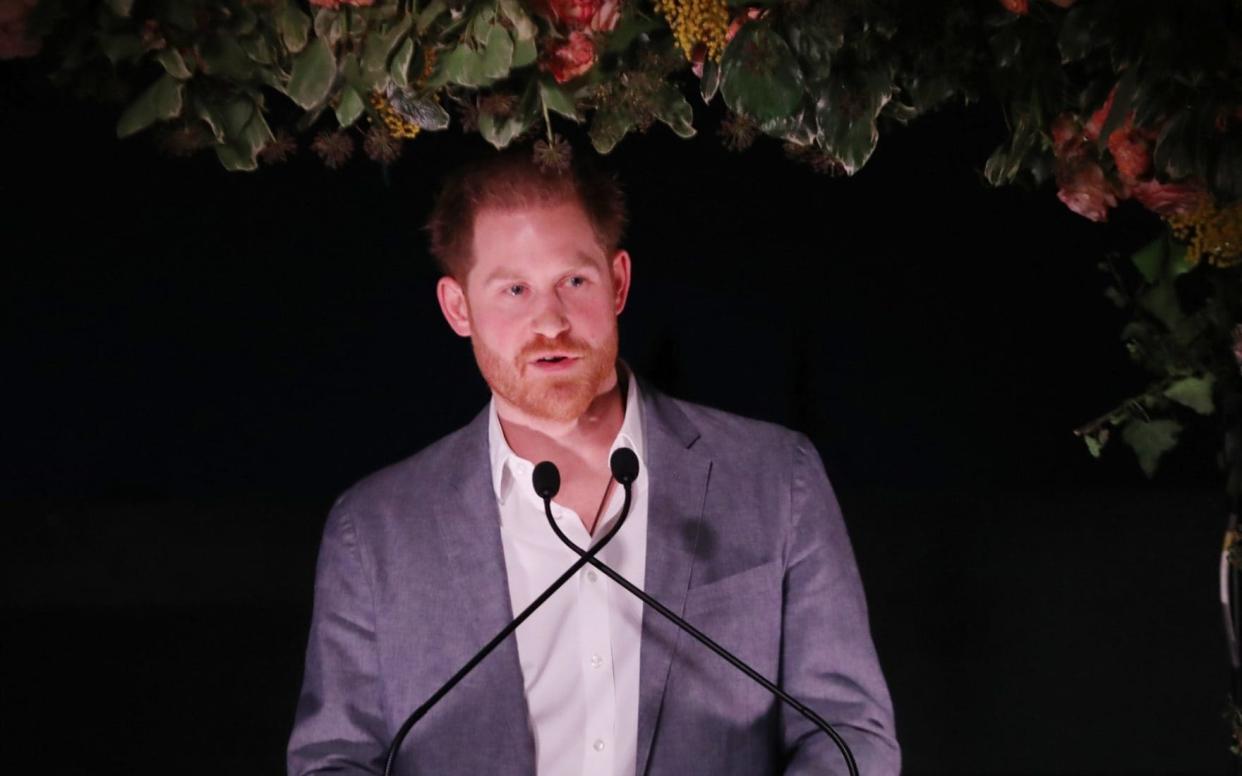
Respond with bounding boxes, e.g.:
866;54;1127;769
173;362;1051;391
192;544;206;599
590;653;603;669
587;570;598;582
593;739;606;752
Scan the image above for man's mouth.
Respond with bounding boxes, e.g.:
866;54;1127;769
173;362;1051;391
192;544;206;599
531;354;580;368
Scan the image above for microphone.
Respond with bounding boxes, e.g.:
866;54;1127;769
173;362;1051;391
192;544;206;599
537;451;859;776
382;456;635;776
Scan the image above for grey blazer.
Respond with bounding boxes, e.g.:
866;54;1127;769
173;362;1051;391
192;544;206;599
288;375;901;775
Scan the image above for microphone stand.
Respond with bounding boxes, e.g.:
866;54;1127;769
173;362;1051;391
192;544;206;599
538;451;860;776
381;479;634;776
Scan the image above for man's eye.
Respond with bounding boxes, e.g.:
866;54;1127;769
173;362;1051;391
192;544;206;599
506;284;525;297
567;276;587;288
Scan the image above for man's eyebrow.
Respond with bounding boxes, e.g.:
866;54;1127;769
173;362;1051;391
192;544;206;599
481;256;601;285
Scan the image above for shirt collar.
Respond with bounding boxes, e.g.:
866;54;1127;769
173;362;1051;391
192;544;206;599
487;360;647;507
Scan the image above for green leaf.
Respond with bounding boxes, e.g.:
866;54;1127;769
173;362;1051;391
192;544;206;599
336;86;365;128
105;0;134;17
313;8;346;49
479;85;538;149
240;33;276;66
1164;375;1216;415
654;83;695;138
200;33;255;80
540;78;581;122
590;104;637;154
99;33;144;65
215;106;274;172
720;22;804;122
389;38;415;87
116;74;184;138
1083;430;1109;458
1121;418;1182;477
700;59;721;103
471;7;497;47
604;8;661;53
154;48;192;79
193;97;226;142
417;0;447;34
984;106;1040;186
1097;66;1137;152
363;16;413;75
277;3;311;53
1057;4;1097;63
1130;237;1165;284
512;36;537;68
814;66;893;176
287;38;337;110
479;24;514;81
499;0;537;40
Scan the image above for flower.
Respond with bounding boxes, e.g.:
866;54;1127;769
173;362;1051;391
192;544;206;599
259;130;297;165
1130;179;1210;217
534;0;613;29
590;0;621;32
1083;85;1117;143
1050;112;1084;158
533;134;573;173
363;126;402;165
1056;157;1119;222
726;7;765;45
0;0;41;60
311;130;355;169
999;0;1029;14
541;31;595;84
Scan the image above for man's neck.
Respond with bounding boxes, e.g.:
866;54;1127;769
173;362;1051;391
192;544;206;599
496;368;627;469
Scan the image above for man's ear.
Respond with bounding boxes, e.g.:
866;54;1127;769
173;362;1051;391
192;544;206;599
611;249;632;315
436;275;473;337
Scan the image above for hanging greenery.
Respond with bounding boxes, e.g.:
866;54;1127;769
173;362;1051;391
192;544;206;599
2;0;1241;489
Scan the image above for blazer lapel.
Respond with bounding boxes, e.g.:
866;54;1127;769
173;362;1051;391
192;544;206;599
431;407;536;771
635;380;712;776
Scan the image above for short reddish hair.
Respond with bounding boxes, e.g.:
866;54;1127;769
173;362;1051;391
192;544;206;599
426;148;627;280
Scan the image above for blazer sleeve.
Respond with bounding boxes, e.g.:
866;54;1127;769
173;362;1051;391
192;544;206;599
287;501;388;775
779;433;901;776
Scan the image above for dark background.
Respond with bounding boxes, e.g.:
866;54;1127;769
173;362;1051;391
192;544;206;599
2;63;1235;774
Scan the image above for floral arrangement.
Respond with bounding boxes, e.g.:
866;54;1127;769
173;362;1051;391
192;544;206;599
2;0;1241;489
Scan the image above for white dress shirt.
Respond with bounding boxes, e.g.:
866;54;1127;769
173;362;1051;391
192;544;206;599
487;364;648;776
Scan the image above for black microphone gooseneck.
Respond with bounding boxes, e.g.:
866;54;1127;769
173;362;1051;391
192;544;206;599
381;459;635;776
539;449;860;776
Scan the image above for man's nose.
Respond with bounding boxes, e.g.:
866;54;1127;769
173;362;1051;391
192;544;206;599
530;290;570;339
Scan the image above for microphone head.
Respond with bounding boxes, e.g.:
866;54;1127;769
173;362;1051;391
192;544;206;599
610;448;640;486
532;461;561;500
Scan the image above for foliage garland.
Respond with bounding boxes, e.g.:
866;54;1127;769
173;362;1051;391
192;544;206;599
2;0;1241;503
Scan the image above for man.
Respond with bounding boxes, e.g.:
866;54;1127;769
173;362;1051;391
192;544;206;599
288;150;900;775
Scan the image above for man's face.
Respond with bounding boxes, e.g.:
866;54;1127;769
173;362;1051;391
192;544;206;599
436;198;631;423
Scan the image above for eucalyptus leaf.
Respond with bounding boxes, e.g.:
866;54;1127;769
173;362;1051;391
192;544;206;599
700;59;721;104
336;86;365;127
277;3;311;54
1164;375;1216;416
479;25;514;81
193;97;226;142
200;33;255;80
390;38;415;87
814;67;893;176
984;106;1039;186
471;7;497;47
1121;418;1182;477
216;106;273;172
154;48;192;79
720;23;804;122
590;104;637;154
240;34;276;66
654;83;695;138
499;0;537;41
513;36;537;69
287;38;337;110
1097;66;1137;151
540;78;581;122
417;0;447;34
105;0;134;17
604;8;661;54
1057;5;1097;63
116;74;184;138
99;33;143;65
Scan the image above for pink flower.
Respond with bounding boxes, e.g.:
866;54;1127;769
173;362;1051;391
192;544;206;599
542;31;595;83
1107;121;1152;182
536;0;601;29
1050;112;1084;158
1083;86;1116;143
590;0;620;33
1129;179;1211;217
726;7;765;45
999;0;1029;14
0;0;41;60
1056;157;1119;222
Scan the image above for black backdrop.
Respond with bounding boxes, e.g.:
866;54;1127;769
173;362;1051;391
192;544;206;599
2;65;1235;774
